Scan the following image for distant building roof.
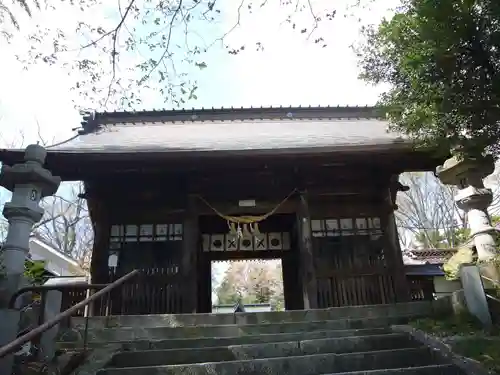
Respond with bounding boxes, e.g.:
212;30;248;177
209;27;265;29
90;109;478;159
1;237;87;277
28;236;87;276
403;248;457;265
44;276;87;286
405;263;445;277
212;303;272;314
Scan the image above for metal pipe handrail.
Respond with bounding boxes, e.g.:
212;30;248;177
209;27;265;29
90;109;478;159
0;269;139;358
9;283;117;309
485;292;500;303
481;274;500;287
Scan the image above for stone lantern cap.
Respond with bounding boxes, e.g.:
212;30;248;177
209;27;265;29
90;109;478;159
436;154;495;186
0;144;61;197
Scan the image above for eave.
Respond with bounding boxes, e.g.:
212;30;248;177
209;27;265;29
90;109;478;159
0;144;443;182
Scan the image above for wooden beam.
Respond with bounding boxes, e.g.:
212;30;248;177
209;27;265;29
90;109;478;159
108;207;185;224
87;194;111;316
82;165;392;207
316;266;389;279
88;196;110;284
297;192;318;309
308;197;387;218
382;178;410;302
195;199;299;216
207;250;288;262
5;148;443;181
181;195;199;313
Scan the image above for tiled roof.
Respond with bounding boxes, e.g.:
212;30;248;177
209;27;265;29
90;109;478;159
1;106;431;174
404;249;457;265
43;106;408;154
50;118;405;154
79;105;383;132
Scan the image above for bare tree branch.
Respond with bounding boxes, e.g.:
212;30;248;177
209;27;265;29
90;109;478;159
396;172;460;249
138;0;184;86
103;0;137;108
9;0;334;109
206;0;244;50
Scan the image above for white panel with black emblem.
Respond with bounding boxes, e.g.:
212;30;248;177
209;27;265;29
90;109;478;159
268;232;284;250
210;234;225;251
240;236;253;251
226;235;238;251
254;235;267;251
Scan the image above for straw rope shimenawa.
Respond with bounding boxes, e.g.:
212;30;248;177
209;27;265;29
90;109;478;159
196;189;298;238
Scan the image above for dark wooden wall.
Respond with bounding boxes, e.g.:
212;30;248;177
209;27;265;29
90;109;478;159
82;159;409;315
307;192;409;307
407;276;436;301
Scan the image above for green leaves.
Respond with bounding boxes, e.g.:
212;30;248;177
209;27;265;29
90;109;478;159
357;0;500;159
0;258;47;284
24;259;46;285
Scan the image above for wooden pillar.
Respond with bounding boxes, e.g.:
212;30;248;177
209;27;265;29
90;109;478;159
88;198;111;284
281;253;296;310
87;195;111;315
196;255;211;313
181;195;199;313
384;175;410;302
297;192;318;309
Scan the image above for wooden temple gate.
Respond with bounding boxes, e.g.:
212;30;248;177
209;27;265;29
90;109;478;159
84;190;408;315
0;105;446;317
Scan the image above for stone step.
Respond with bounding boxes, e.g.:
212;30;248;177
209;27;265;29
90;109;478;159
97;346;442;375
319;364;465;375
71;316;411;343
73;301;434;329
59;327;393;350
107;333;420;368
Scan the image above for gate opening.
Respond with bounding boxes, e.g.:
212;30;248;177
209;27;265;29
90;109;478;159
211;259;285;312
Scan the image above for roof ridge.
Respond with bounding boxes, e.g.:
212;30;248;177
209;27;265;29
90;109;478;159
97;104;375;112
412;248;457;252
79;105;384;134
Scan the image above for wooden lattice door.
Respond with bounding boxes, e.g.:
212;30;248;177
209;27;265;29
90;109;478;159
108;223;184;314
311;217;397;307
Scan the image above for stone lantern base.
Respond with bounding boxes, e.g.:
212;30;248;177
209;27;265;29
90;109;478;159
437;155;499;282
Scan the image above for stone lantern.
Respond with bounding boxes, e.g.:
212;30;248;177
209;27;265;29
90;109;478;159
0;144;61;374
0;144;61;294
436;155;497;264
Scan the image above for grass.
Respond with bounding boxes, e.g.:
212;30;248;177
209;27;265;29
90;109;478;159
453;338;500;373
410;313;500;373
410;313;486;337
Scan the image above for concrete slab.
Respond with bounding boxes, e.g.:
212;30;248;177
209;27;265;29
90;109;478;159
320;364;464;375
71;301;435;329
108;333;419;367
96;346;440;375
58;327;393;351
73;316;411;343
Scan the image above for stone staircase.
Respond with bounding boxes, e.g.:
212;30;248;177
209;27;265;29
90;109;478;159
59;301;466;375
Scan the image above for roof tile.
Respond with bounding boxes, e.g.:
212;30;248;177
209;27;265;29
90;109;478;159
52;118;406;153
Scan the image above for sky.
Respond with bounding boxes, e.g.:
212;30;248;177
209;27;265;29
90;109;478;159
0;0;399;294
0;0;398;146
